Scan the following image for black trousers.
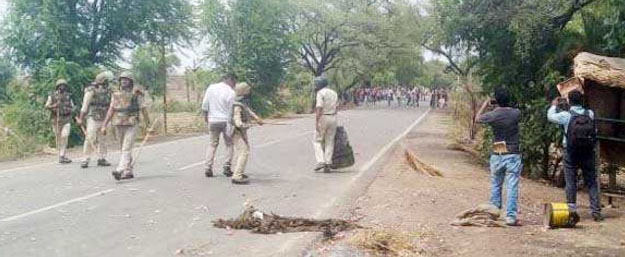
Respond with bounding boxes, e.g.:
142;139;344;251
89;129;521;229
564;149;601;214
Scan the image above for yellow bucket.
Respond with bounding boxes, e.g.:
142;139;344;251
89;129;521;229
544;203;579;228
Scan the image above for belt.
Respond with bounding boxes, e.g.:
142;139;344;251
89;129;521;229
491;152;518;156
323;113;337;116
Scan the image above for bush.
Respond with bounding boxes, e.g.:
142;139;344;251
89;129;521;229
285;93;311;114
0;92;52;159
150;98;201;113
0;59;99;159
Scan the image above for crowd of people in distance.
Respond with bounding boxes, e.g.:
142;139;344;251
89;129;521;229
343;86;449;109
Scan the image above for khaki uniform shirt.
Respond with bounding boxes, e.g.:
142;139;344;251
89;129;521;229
45;94;74;125
316;87;338;115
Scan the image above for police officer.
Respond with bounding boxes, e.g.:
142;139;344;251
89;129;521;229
101;72;151;180
231;82;263;184
312;77;339;173
45;79;75;164
77;72;113;168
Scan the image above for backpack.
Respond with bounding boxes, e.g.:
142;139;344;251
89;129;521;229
566;110;596;154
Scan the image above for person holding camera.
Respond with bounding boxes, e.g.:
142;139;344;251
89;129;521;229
475;87;522;226
547;90;603;222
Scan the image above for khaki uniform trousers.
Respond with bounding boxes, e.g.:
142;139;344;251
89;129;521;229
115;125;137;174
83;117;107;162
53;122;71;158
205;122;234;170
232;129;249;180
313;114;338;165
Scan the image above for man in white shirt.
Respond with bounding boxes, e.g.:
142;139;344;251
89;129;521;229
312;77;339;172
202;74;237;177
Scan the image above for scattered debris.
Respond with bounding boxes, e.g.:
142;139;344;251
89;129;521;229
446;143;482;159
404;149;443;177
451;203;504;227
213;206;361;237
349;229;424;257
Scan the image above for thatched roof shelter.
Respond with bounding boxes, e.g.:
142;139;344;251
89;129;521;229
558;52;625;166
574;52;625;89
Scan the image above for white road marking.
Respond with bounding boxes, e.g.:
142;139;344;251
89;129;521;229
280;109;432;254
177;131;314;171
0;129;312;174
1;189;115;222
0;162;58;174
178;162;203;171
0;135;208;174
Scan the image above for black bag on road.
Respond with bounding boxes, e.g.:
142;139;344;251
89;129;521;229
331;126;355;169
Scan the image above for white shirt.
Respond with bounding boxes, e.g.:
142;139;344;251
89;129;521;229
316;87;338;115
202;82;235;123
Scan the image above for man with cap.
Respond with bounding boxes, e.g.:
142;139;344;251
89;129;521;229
312;77;339;172
77;71;113;168
231;82;263;184
201;73;237;178
101;71;151;180
45;79;75;164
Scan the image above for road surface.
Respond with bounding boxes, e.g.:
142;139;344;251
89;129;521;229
0;106;429;256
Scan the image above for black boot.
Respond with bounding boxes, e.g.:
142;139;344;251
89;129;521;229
112;170;122;181
205;168;214;177
59;157;72;164
232;178;249;185
592;212;605;222
80;160;89;169
97;159;112;167
121;172;134;180
223;166;233;177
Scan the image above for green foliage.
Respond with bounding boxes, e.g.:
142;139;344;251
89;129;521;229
132;44;180;96
1;0;193;69
415;61;456;90
283;65;314;114
184;68;220;102
429;0;625;178
1;80;55;159
200;0;296;95
0;60;15;102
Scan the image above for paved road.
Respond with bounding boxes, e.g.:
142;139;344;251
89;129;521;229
0;106;429;257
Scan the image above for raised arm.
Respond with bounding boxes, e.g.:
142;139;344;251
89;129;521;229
547;99;570;126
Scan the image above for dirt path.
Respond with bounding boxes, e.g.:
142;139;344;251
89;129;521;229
317;110;625;257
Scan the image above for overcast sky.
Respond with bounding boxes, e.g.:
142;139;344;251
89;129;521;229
0;1;6;18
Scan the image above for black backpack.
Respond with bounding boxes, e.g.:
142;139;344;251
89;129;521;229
566;110;596;154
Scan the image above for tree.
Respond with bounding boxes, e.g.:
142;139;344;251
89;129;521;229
138;0;193;134
1;0;179;69
200;0;297;115
424;0;618;179
131;44;181;133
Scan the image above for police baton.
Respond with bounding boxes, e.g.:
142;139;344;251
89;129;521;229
130;118;159;169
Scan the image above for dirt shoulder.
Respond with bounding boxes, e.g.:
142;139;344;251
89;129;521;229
317;110;625;257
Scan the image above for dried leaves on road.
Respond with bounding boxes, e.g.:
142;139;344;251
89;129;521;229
450;203;504;227
349;229;424;257
213;206;361;237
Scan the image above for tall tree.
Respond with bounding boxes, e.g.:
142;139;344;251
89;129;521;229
200;0;296;114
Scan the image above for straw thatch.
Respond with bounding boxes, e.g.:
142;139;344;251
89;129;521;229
573;52;625;89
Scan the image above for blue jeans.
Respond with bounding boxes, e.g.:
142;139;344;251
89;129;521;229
489;154;522;219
